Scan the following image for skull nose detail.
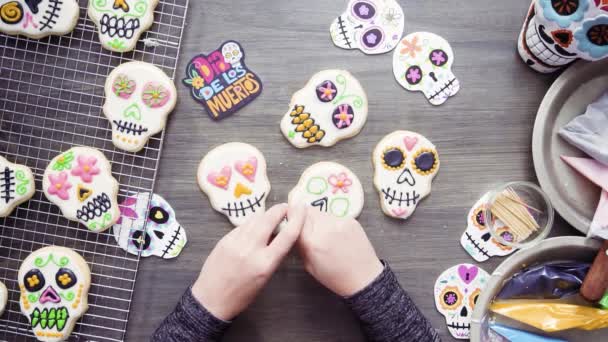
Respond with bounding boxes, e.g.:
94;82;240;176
39;286;61;304
234;183;252;199
429;72;438;82
481;233;491;242
460;306;468;317
397;168;416;186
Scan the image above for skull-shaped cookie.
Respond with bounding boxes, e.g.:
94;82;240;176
113;192;188;259
197;143;270;227
19;246;91;342
222;41;243;65
43;147;120;233
280;70;368;148
330;0;405;54
104;61;177;153
0;155;35;217
434;264;489;340
460;192;517;262
0;0;79;38
373;131;440;220
519;0;608;73
288;162;364;219
0;281;6;316
88;0;158;52
393;32;460;106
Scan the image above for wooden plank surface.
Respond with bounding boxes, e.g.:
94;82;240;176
127;0;583;340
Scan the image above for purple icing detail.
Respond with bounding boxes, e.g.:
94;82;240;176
362;27;383;48
458;265;479;285
353;1;376;20
415;152;436;171
430;49;449;66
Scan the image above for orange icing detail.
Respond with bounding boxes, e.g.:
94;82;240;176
215;176;228;187
242;163;254;175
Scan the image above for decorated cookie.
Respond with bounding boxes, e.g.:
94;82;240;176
43;147;120;233
0;281;7;316
280;70;368;148
19;246;91;342
0;155;35;217
103;61;177;153
113;192;187;259
460;192;517;262
330;0;405;55
0;0;79;39
393;32;460;106
197;143;270;227
288;162;364;219
183;41;263;121
87;0;159;52
373;131;440;220
434;263;489;340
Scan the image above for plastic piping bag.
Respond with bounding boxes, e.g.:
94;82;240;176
490;323;567;342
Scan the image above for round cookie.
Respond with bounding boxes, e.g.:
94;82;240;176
288;161;364;219
0;281;7;316
280;70;368;148
197;143;270;227
43;147;120;233
18;246;91;342
88;0;159;52
373;131;440;220
103;61;177;153
0;0;79;39
0;155;35;217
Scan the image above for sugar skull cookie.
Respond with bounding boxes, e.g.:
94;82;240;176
460;192;517;262
0;281;7;316
434;264;489;339
88;0;159;52
330;0;405;55
0;155;35;217
43;147;120;233
0;0;79;39
393;32;460;106
113;192;188;259
197;143;270;227
373;131;440;220
288;162;364;219
103;61;177;153
19;246;91;342
280;70;368;148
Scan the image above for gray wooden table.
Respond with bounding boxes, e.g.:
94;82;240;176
127;0;582;341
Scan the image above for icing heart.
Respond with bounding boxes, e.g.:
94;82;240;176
458;265;479;285
207;166;232;190
235;157;258;182
404;136;418;151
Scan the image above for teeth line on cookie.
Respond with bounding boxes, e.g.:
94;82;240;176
381;187;420;207
39;0;62;30
1;167;15;204
221;193;265;218
113;120;149;136
161;225;182;258
76;193;112;223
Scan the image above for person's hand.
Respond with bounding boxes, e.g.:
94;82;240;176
192;203;305;321
295;206;384;297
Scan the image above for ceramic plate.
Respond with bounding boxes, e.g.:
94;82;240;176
533;59;608;234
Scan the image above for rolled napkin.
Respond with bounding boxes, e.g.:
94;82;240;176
490;300;608;332
490;323;567;342
560;93;608;166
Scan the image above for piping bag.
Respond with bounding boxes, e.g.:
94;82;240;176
490;324;566;342
490;300;608;332
601;291;608;310
496;262;589;300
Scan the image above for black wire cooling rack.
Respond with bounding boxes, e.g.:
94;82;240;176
0;0;188;340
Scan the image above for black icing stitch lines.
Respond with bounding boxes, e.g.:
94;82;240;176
381;187;420;207
112;120;149;136
1;167;15;204
221;193;265;218
39;0;62;30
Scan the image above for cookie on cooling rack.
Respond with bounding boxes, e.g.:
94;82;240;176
19;246;91;342
103;61;177;153
0;0;80;39
43;147;120;233
0;280;7;316
0;155;35;218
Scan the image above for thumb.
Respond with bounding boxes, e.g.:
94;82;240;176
267;203;307;261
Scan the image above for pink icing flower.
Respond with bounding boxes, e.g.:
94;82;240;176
333;104;354;128
117;196;139;224
48;172;72;200
142;83;171;108
71;155;100;183
317;81;337;101
328;172;353;194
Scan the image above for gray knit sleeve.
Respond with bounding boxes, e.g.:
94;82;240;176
345;262;441;342
151;287;231;342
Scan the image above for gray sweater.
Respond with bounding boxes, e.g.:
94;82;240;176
152;264;441;342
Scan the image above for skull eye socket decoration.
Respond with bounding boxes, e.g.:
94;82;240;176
280;70;369;148
373;131;440;220
113;192;188;259
43;147;120;233
518;0;608;73
18;246;91;342
87;0;159;52
330;0;405;54
288;162;364;220
460;192;518;262
198;143;271;227
393;32;461;106
0;0;79;39
103;61;177;153
434;264;489;340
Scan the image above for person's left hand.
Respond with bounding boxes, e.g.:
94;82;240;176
191;203;306;321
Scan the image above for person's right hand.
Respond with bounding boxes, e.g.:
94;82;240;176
294;206;384;297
